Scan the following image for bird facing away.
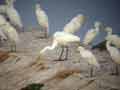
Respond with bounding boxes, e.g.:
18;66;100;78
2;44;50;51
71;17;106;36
40;31;80;60
0;16;19;52
106;41;120;75
35;3;49;38
105;27;120;48
83;21;103;46
77;46;100;77
64;14;86;34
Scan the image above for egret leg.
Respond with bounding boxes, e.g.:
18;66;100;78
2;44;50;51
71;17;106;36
64;46;69;60
10;43;13;52
14;44;16;52
58;47;64;60
89;65;93;77
111;63;119;76
115;64;119;76
44;27;48;38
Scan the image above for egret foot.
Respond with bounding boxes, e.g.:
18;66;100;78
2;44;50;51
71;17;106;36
53;59;66;61
111;64;119;76
89;66;94;77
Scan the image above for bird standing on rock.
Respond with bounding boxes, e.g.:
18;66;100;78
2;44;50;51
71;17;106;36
77;46;100;77
0;15;19;52
106;41;120;76
40;31;80;61
1;22;19;52
35;3;49;38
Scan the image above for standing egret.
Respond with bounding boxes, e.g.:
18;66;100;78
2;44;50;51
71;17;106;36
106;41;120;75
105;27;120;48
0;22;19;52
35;3;49;38
40;31;80;60
77;46;100;77
64;14;86;34
83;21;103;46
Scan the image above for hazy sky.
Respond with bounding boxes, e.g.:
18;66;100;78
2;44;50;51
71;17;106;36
0;0;120;44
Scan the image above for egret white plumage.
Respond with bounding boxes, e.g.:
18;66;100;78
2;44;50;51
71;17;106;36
83;21;102;46
106;41;120;75
5;5;23;30
0;14;8;25
35;3;49;38
77;46;100;77
0;0;23;31
105;27;120;48
0;29;7;42
5;0;16;6
0;5;6;14
40;31;80;60
0;15;19;52
64;14;86;34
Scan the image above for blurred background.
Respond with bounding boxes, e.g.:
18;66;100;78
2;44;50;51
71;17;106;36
0;0;120;44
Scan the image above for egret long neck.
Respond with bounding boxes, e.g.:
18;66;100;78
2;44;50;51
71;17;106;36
106;41;111;51
40;40;58;54
107;30;112;36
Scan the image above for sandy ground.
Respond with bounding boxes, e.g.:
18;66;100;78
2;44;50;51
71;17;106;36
0;31;120;90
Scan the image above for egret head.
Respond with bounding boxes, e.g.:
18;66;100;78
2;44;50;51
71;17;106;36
35;3;41;9
6;0;16;6
76;14;86;24
94;21;102;28
105;27;112;34
77;46;85;53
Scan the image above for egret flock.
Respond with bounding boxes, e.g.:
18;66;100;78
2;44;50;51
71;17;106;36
0;0;120;77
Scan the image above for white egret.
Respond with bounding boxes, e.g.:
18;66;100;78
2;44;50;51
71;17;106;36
35;3;49;38
40;31;80;60
0;0;23;31
106;41;120;75
83;21;103;46
0;22;19;52
64;14;86;34
5;6;23;30
77;46;100;77
105;27;120;48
